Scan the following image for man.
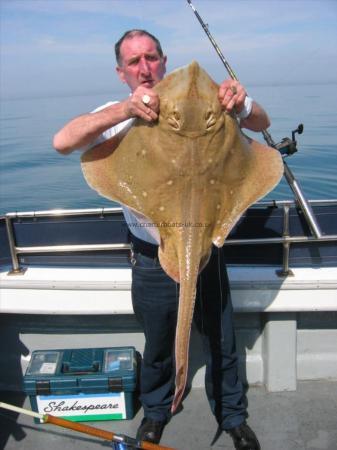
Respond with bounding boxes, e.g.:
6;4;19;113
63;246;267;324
54;30;269;450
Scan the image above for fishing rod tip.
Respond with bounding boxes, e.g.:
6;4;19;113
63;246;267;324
186;0;196;10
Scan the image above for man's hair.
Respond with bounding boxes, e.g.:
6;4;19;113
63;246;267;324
115;29;164;66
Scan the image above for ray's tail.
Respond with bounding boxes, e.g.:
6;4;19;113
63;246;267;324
170;229;207;414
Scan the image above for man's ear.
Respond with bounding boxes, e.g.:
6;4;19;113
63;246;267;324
162;55;167;75
116;66;126;84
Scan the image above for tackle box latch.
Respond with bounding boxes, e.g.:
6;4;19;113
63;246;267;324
36;379;51;395
108;377;123;391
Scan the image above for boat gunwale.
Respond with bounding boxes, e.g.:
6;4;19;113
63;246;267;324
1;199;337;276
2;199;337;220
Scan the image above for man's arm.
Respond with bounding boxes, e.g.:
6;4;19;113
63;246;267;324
218;79;270;132
53;102;128;154
53;87;160;155
239;100;270;132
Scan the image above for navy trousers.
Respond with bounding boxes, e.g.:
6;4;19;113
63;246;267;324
131;244;247;430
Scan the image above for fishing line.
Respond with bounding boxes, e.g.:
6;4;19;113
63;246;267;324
175;280;179;305
198;271;205;335
216;247;225;344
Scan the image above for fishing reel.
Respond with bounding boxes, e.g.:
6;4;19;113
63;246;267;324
111;439;141;449
275;123;304;157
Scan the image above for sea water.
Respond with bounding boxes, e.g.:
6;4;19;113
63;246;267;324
0;83;336;215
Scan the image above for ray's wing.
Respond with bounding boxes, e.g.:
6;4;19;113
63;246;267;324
82;122;169;216
211;129;284;247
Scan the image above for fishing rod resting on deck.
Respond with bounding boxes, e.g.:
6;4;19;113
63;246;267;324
186;0;322;239
0;401;176;450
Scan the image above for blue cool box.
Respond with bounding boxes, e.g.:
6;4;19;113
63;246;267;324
23;347;138;422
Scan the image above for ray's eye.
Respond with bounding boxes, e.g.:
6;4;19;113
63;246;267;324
205;110;216;129
167;110;181;130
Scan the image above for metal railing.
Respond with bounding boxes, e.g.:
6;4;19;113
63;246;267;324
3;201;337;277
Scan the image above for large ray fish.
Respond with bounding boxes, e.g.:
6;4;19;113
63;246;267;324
81;61;283;413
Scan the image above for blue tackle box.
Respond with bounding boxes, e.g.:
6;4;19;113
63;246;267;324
23;347;138;422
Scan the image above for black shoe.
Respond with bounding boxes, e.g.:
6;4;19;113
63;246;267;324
227;422;261;450
136;417;166;444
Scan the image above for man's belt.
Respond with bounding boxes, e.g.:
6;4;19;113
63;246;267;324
130;234;159;259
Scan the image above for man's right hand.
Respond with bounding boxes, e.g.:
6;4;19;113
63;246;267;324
123;86;159;122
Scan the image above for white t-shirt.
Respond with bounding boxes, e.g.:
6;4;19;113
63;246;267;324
87;102;159;245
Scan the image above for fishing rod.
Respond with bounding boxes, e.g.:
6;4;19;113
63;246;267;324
186;0;322;239
0;401;176;450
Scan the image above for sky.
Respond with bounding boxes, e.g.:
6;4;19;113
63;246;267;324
1;0;337;99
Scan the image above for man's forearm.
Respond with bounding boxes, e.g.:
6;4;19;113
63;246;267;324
53;101;129;154
240;101;270;132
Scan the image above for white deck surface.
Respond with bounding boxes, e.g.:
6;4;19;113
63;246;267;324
1;381;337;450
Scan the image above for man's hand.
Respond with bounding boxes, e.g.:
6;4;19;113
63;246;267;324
218;79;270;131
123;86;160;122
218;80;246;115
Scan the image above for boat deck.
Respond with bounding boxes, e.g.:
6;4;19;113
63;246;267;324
1;381;337;450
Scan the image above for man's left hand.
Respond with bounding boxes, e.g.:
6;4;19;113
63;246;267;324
218;80;246;115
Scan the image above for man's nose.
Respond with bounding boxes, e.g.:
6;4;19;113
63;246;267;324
139;57;151;75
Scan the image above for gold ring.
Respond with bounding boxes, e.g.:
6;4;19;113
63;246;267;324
142;94;151;105
231;86;237;95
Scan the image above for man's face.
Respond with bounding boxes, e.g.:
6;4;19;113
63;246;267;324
116;35;167;91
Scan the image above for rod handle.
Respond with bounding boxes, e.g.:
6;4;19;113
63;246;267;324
45;414;116;440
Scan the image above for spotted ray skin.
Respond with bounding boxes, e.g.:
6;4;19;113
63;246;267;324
81;61;284;413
